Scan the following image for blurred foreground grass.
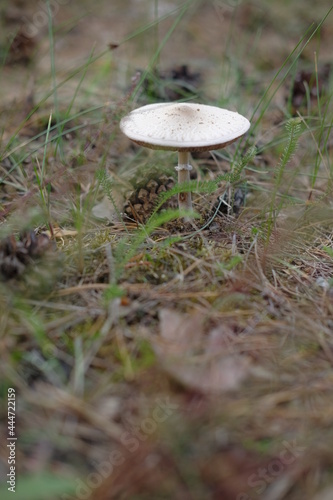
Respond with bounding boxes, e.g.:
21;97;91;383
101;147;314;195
0;1;333;499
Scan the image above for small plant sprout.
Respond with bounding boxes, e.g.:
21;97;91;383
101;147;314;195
120;102;250;213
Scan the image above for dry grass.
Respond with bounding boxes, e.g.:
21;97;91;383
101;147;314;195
0;0;333;499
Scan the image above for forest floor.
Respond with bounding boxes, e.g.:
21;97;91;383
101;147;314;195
0;1;333;499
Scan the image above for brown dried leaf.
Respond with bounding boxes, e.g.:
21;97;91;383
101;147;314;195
164;355;250;393
157;308;204;356
155;309;251;394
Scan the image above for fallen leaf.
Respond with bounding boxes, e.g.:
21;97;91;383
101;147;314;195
92;194;123;221
164;355;250;393
154;309;251;394
45;228;78;239
157;308;204;356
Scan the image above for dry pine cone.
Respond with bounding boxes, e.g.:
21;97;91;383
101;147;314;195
123;171;176;222
0;230;52;280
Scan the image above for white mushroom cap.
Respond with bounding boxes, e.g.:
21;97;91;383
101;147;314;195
120;102;250;152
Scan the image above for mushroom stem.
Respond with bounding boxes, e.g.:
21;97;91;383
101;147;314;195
176;151;192;212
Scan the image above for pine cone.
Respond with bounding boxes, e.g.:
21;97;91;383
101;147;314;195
0;230;53;280
123;170;176;222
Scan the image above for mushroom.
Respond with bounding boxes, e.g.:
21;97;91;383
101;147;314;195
120;102;250;213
